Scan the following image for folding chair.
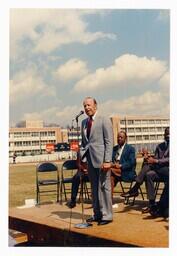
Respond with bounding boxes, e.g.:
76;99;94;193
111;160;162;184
119;175;144;205
60;159;90;204
36;162;59;204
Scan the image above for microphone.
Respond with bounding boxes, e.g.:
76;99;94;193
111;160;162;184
75;110;84;120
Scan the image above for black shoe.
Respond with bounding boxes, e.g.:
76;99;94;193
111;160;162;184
150;205;168;218
142;206;150;214
121;190;139;198
120;191;130;197
86;217;100;223
142;204;157;214
66;200;76;209
97;220;112;225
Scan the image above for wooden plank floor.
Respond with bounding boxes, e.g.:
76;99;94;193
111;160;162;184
9;199;169;247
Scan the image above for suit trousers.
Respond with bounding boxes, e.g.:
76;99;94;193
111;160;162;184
86;152;113;221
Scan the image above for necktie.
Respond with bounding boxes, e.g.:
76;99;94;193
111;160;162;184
87;117;93;139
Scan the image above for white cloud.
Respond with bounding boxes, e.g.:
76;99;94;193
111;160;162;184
54;58;89;81
74;54;168;92
158;71;170;89
10;9;116;57
22;105;84;126
99;90;169;118
10;67;55;104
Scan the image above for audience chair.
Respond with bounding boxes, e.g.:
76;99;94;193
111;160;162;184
60;159;90;204
36;162;59;204
119;175;144;205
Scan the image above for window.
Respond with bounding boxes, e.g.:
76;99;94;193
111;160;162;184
135;128;141;132
143;135;149;140
141;120;148;125
150;135;156;140
127;120;134;125
23;141;31;146
149;127;156;132
32;141;40;146
14;132;22;138
157;135;163;140
120;120;125;125
23;132;31;137
48;131;55;136
142;127;149;132
136;135;142;141
134;120;141;125
31;132;39;137
14;141;23;146
128;136;135;141
40;132;47;137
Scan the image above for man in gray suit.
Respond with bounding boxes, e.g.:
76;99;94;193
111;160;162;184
80;97;113;225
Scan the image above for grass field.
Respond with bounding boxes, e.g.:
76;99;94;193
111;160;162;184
9;160;145;208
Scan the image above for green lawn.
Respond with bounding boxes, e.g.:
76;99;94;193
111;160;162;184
9;160;146;208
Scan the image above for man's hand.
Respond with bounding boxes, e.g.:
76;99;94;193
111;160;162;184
101;162;112;171
147;157;158;164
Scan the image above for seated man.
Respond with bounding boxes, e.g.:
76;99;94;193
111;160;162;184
110;130;136;207
121;127;169;215
66;160;89;208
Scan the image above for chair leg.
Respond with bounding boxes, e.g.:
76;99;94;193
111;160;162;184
139;186;144;200
57;183;59;203
154;181;160;201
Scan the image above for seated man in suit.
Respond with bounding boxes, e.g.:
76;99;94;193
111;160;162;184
110;130;136;207
121;127;169;216
66;160;89;209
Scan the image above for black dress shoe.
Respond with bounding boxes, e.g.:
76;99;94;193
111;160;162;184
121;190;139;198
142;206;150;214
86;217;100;223
120;191;130;197
97;220;112;225
142;204;157;214
66;200;76;209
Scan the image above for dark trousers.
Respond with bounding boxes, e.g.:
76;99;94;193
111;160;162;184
158;180;169;210
146;166;169;201
71;171;89;202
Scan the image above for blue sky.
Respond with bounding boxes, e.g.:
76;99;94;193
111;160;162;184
10;9;170;127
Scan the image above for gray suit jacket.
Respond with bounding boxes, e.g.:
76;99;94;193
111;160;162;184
80;113;113;168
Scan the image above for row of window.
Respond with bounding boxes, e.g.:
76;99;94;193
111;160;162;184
10;131;56;138
10;140;56;147
120;119;169;125
128;134;163;141
126;127;167;133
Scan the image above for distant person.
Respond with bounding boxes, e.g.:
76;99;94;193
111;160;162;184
110;130;136;208
66;161;89;208
121;127;169;216
13;152;17;164
80;97;113;225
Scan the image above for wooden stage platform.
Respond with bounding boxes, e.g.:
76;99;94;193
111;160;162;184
9;200;169;247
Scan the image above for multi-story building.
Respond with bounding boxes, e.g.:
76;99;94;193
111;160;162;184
9;120;65;156
9;116;170;157
111;115;169;153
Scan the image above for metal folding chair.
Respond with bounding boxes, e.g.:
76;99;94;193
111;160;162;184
36;162;59;204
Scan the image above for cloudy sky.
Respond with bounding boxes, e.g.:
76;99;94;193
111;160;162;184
9;9;170;127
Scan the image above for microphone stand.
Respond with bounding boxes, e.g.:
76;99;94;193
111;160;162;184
74;116;92;229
